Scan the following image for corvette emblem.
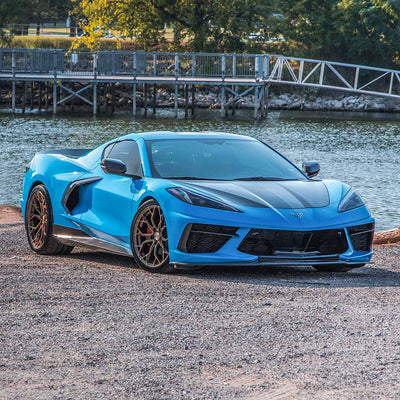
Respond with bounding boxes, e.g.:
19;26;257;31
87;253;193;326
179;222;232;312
291;212;303;219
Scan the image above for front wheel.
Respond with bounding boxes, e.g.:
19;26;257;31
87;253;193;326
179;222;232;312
130;199;174;273
313;264;365;272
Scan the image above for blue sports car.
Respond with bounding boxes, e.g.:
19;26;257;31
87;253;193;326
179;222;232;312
21;131;374;273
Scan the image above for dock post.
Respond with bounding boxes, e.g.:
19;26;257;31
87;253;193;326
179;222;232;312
45;81;49;110
184;84;189;118
254;85;259;119
38;82;42;112
174;53;179;118
12;81;16;113
22;81;26;113
153;84;156;114
133;82;136;116
133;52;137;116
191;85;195;115
144;83;148;116
174;84;178;118
93;52;97;115
61;84;65;113
263;84;269;117
153;53;157;114
232;55;237;116
93;83;97;115
11;51;16;113
53;82;57;114
221;54;226;116
221;85;225;116
191;56;196;113
30;81;34;110
53;50;57;114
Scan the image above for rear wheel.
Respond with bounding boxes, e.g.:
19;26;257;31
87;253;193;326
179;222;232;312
25;184;73;255
313;264;365;272
131;199;174;273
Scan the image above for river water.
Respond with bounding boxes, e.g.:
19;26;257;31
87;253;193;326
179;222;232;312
1;109;399;231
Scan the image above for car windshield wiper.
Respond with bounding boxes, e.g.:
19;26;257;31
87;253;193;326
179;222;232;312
233;176;293;181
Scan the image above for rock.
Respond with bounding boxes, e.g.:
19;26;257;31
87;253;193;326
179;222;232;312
270;99;288;108
286;101;302;110
370;103;386;112
328;100;343;110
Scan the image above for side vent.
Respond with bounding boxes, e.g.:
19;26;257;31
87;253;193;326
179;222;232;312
62;177;102;215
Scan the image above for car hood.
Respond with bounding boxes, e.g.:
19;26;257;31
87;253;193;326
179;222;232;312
178;180;330;209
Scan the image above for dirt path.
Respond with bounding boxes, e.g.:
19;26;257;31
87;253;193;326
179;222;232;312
0;206;23;225
0;221;399;399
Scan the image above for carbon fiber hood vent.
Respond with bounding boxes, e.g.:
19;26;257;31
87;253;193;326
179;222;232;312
182;180;330;209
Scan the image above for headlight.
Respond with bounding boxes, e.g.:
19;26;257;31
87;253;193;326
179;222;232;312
166;187;242;212
338;188;364;213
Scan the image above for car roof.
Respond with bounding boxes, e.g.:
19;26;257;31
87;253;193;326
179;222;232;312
119;131;256;141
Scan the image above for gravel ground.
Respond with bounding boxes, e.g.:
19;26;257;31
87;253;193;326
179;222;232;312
0;222;399;400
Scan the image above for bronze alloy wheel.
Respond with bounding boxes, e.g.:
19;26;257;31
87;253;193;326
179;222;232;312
25;185;73;255
27;188;49;250
131;200;172;272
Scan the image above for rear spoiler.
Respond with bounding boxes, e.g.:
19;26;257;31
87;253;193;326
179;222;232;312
36;148;92;158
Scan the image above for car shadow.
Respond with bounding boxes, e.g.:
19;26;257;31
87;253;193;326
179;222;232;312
65;248;400;289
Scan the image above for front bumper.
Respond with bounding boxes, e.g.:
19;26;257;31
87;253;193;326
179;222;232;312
166;206;375;267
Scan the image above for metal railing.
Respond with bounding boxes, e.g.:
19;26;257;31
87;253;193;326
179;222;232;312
1;49;400;98
267;55;400;98
0;49;267;79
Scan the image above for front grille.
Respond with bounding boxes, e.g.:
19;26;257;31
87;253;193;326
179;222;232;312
179;223;238;253
238;228;348;256
348;223;375;251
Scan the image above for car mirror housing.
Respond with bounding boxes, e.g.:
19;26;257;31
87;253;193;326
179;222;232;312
101;158;128;175
302;161;320;178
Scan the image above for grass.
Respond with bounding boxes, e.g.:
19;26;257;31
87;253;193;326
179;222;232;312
2;33;302;56
4;35;137;50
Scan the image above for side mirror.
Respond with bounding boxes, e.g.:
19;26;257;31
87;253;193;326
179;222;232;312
101;158;127;175
302;161;320;178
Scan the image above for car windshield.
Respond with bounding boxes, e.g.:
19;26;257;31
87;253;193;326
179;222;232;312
146;138;307;181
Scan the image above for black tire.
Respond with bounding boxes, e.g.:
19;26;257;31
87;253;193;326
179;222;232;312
313;264;365;272
25;184;74;255
130;199;174;273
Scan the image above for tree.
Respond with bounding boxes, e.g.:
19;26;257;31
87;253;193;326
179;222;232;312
74;0;275;51
277;0;400;66
0;0;22;45
336;0;400;65
18;0;73;33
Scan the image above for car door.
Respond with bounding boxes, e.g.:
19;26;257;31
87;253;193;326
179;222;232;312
79;140;144;253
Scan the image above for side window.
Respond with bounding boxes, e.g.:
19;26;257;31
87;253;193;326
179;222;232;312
103;140;143;176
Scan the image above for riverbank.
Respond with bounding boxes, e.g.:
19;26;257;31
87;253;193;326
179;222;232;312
1;83;400;113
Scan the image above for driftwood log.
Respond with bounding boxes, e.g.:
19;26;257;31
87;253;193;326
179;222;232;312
373;227;400;245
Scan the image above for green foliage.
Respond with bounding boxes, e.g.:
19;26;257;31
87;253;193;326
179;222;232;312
0;0;19;46
73;0;276;52
6;35;138;50
278;0;400;66
2;0;400;68
17;0;73;24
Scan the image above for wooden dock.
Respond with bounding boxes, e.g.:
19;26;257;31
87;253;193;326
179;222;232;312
1;49;399;117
